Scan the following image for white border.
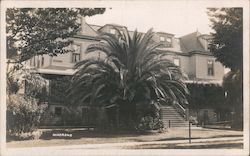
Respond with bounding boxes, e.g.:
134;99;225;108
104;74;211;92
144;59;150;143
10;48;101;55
1;0;249;156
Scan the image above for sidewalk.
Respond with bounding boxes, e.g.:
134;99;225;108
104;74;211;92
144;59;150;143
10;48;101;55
6;136;243;156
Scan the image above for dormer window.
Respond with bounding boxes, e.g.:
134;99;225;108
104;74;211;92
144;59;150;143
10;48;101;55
110;29;116;34
166;37;172;43
160;36;165;41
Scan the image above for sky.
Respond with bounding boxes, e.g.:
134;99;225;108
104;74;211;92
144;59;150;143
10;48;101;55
85;1;214;37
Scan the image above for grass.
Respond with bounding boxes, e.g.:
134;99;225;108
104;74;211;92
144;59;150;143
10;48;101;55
7;128;243;148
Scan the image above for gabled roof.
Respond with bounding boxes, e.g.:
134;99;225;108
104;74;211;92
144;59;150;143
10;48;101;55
180;31;206;53
104;23;127;28
156;31;174;36
89;24;102;31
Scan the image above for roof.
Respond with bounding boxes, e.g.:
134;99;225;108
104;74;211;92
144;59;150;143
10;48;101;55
104;23;127;28
180;31;209;53
89;24;102;31
156;31;174;36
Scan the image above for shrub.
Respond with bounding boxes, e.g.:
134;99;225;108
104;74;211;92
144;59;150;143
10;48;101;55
7;94;47;135
136;116;164;131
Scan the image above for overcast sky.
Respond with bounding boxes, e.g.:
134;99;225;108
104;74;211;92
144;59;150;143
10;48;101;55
86;1;213;37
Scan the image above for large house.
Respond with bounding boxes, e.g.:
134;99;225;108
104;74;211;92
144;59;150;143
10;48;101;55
25;17;225;127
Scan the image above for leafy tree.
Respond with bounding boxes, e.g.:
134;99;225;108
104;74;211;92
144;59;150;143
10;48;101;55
68;28;189;129
208;8;243;72
7;94;47;136
6;8;105;63
6;66;48;136
207;8;243;129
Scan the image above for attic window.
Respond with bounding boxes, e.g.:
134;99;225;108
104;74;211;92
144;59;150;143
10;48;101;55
166;37;172;43
160;36;165;41
110;29;116;34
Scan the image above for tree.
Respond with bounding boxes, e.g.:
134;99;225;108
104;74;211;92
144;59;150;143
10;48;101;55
207;8;243;129
6;8;105;63
68;28;189;130
6;66;48;136
207;8;243;72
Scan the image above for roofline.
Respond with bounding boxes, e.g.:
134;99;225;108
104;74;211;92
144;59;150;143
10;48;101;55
156;49;214;57
89;24;103;27
189;50;213;56
36;68;75;76
104;23;127;28
71;35;100;41
184;80;222;85
156;32;175;36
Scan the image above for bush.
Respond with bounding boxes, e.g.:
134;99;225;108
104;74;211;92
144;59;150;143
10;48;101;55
7;94;47;135
136;116;164;131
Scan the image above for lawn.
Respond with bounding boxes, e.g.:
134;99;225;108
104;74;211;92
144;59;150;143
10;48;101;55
7;128;243;148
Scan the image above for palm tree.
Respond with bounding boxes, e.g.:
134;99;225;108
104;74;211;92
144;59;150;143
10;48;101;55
68;28;189;129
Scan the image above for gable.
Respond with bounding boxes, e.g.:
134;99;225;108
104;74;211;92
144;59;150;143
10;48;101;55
77;17;98;37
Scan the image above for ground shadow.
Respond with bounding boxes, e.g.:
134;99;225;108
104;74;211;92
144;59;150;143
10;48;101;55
125;143;243;149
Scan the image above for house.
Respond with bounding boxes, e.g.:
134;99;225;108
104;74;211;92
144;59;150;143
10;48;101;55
26;17;225;127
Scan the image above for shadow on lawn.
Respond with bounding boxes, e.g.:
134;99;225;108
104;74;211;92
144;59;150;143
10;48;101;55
156;134;243;142
125;143;243;149
39;129;158;140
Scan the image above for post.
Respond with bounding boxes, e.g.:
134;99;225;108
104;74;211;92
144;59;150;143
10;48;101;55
189;121;191;144
186;108;189;121
168;120;171;128
116;105;119;129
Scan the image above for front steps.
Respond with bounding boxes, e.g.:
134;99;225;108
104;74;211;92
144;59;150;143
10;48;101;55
161;105;189;128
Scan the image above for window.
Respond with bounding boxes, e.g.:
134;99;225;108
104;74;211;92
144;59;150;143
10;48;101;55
72;44;81;63
37;57;40;68
41;56;44;66
33;57;35;66
55;107;62;116
72;53;80;63
160;36;165;41
173;58;180;67
166;37;172;43
207;60;214;76
110;29;116;34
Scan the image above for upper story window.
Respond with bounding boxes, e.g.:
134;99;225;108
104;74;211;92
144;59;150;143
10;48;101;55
72;44;81;63
207;60;214;76
173;58;180;67
110;28;116;34
41;56;44;66
37;56;40;68
33;57;36;66
30;59;32;66
160;36;165;41
166;37;172;43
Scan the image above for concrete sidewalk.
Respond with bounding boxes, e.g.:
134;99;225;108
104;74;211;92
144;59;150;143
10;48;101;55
13;136;243;149
6;136;243;156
